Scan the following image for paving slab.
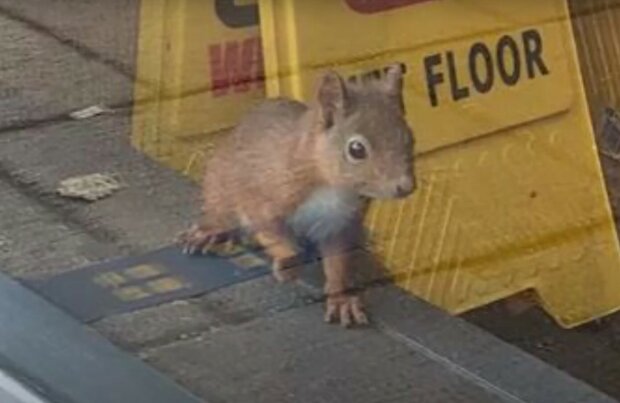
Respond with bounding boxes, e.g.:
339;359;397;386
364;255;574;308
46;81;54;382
465;300;620;401
0;0;139;79
0;114;199;258
145;305;506;403
143;288;616;403
95;276;315;352
0;10;135;131
0;172;119;279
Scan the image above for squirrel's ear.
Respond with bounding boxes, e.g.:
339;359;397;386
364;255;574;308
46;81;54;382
383;63;406;112
317;70;349;129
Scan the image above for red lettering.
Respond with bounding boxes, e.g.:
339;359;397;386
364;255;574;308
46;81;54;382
209;41;237;97
253;37;266;89
209;36;265;97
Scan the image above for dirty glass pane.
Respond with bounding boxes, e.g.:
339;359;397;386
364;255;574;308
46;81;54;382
0;1;619;402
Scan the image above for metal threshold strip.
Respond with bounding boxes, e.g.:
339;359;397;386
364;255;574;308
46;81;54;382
0;370;50;403
0;271;202;403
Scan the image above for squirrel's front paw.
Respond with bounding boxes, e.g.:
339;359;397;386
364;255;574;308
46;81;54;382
324;294;369;328
177;225;228;255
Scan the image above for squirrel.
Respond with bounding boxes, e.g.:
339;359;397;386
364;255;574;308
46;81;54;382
179;63;416;327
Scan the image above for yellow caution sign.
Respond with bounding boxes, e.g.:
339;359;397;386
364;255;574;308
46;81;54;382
132;0;265;178
259;0;620;327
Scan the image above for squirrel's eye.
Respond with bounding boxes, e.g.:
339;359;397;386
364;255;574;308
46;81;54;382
347;139;368;161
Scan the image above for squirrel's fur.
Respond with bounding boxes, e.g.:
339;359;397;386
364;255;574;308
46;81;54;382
180;64;416;327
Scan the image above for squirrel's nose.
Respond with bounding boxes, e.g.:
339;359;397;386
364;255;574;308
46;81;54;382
395;175;415;197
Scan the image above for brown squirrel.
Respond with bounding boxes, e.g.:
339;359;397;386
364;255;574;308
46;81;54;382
179;63;416;327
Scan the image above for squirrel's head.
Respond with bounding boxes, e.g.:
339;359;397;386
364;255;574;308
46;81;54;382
313;63;416;200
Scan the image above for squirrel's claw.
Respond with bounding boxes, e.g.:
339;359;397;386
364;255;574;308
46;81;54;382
324;294;369;328
177;225;227;255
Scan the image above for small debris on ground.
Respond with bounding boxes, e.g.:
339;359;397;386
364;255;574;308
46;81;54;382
69;105;111;120
57;173;123;202
598;107;620;160
534;338;556;353
0;234;10;251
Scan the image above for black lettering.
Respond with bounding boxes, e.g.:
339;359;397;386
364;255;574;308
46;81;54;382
469;42;494;93
348;63;407;85
361;69;382;83
497;35;521;86
383;62;407;75
215;0;259;28
447;51;470;101
522;29;549;78
424;53;444;107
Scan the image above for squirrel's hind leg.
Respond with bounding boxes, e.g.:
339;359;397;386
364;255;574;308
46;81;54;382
254;229;300;283
239;210;301;283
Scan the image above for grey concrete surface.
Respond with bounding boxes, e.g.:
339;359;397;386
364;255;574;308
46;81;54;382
0;115;200;257
0;1;618;402
144;305;506;403
96;276;316;352
0;0;139;79
138;281;619;403
0;169;120;279
0;12;135;130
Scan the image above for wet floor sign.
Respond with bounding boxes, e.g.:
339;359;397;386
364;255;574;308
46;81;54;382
131;0;265;179
259;0;620;327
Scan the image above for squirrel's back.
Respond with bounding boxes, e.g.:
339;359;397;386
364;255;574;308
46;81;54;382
201;65;416;237
185;64;415;328
200;97;320;228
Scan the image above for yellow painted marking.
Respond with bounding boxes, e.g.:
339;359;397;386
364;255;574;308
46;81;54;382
146;277;187;294
93;272;127;288
230;253;268;269
125;264;163;280
113;286;151;301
